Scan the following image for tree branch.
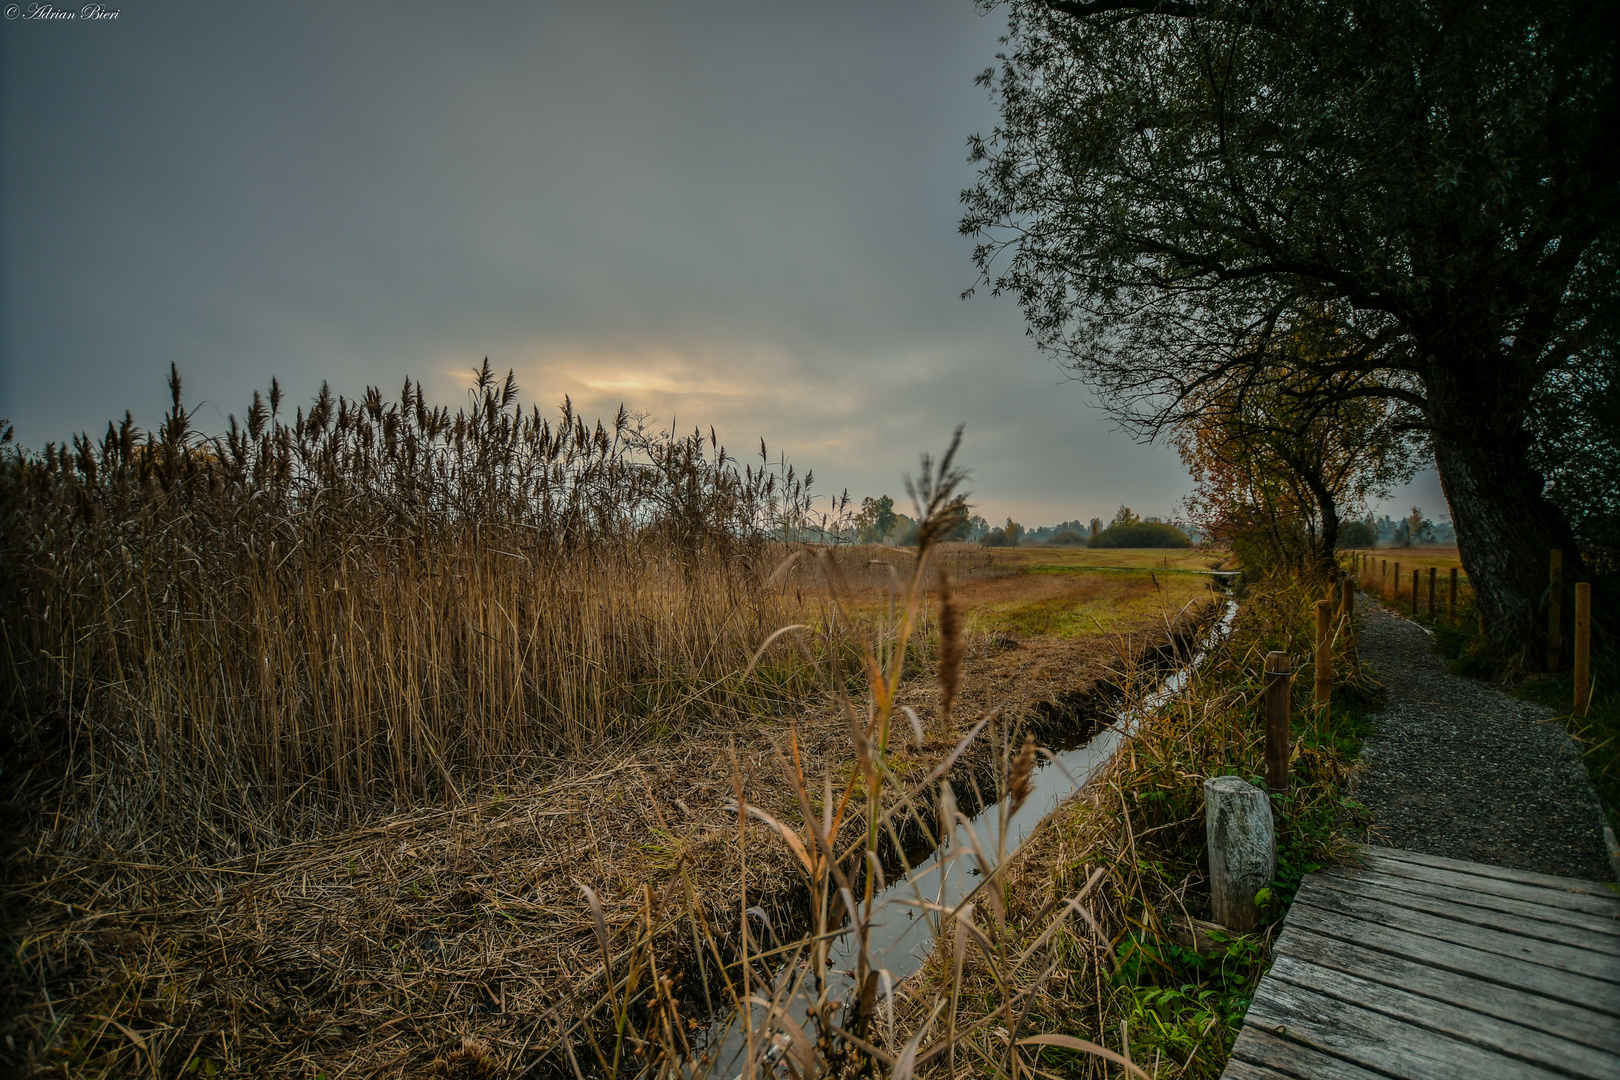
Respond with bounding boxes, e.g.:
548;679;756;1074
1044;0;1279;30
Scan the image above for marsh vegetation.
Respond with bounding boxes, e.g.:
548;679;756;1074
0;371;1233;1078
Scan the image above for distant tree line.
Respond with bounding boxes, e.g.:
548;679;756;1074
1337;507;1457;550
845;496;1195;550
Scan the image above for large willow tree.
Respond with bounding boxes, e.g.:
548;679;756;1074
962;0;1618;655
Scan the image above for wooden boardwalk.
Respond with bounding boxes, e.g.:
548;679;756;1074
1223;845;1620;1079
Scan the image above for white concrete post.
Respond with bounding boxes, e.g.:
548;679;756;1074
1205;775;1275;933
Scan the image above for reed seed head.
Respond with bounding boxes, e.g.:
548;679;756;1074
1009;732;1036;816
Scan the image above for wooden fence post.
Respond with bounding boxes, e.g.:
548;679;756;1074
1411;569;1419;617
1381;559;1387;591
1264;651;1291;791
1393;562;1401;604
1205;775;1275;933
1315;600;1332;707
1449;567;1459;620
1575;581;1592;716
1549;549;1563;674
1427;567;1436;619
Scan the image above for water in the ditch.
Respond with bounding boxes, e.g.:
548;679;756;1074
700;589;1240;1076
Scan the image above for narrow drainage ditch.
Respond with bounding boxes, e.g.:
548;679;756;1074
697;586;1241;1076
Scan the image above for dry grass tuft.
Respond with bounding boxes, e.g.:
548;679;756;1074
433;1036;497;1080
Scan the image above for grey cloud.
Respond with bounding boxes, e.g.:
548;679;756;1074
2;0;1196;526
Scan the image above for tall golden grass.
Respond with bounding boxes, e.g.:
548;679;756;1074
0;362;832;844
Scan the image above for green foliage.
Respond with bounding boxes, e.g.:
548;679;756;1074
1174;362;1422;572
1402;506;1434;547
1087;504;1190;547
1050;529;1085;545
853;493;897;543
940;495;980;541
981;515;1026;547
1529;337;1620;572
1089;520;1191;548
1336;518;1377;549
1109;932;1259;1076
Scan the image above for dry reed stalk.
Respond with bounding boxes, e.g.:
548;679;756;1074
937;571;966;730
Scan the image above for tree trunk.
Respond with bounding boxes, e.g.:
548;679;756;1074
1426;368;1585;661
1295;462;1340;578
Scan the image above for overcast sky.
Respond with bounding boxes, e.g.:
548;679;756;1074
0;1;1445;527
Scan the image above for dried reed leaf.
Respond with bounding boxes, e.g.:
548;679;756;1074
744;624;811;678
726;803;815;878
1015;1033;1148;1078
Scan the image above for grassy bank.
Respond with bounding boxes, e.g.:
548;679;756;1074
0;566;1212;1078
958;547;1223;642
886;573;1375;1078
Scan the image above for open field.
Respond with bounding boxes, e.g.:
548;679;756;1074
1344;544;1465;575
1342;545;1474;616
0;407;1227;1080
956;546;1227;640
983;546;1228;573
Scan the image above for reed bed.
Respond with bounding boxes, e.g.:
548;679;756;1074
2;411;1218;1077
0;608;1182;1080
0;363;856;856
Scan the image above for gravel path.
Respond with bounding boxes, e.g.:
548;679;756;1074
1351;593;1614;882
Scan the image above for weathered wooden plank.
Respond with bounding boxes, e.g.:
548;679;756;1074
1220;1057;1294;1080
1285;898;1620;1016
1244;978;1573;1080
1275;923;1620;1055
1317;864;1620;938
1352;851;1620;917
1294;879;1620;984
1266;953;1620;1078
1226;1026;1391;1080
1364;845;1619;899
1307;872;1620;957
